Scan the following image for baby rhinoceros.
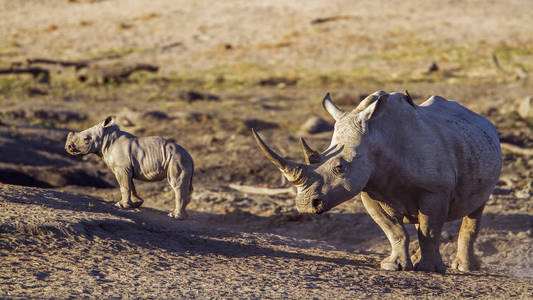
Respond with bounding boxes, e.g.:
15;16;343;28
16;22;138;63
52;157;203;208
65;116;193;219
253;91;502;273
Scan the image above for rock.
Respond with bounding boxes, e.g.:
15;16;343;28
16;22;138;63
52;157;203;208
243;119;278;130
178;90;220;102
515;66;529;80
32;109;86;123
517;96;533;119
258;77;297;87
300;117;333;134
117;108;170;128
143;110;169;121
116;108;142;127
173;111;213;122
0;109;86;124
427;61;439;73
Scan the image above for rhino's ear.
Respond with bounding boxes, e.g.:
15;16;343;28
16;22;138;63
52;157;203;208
353;91;387;114
102;115;116;128
404;90;416;108
360;94;388;121
322;92;344;121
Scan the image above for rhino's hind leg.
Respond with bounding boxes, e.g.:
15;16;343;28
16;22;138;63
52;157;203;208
451;204;484;271
129;180;144;209
414;194;447;273
361;193;413;271
167;158;192;220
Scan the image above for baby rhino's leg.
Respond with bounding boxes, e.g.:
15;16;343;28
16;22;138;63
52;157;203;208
167;158;192;219
114;167;136;208
129;180;145;208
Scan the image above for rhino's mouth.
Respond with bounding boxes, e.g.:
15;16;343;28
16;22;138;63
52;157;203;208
312;198;326;214
296;198;328;214
66;143;82;155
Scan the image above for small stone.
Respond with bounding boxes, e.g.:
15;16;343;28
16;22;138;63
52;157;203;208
516;231;528;239
517;96;533;119
427;61;439;73
178;90;220;102
515;188;531;199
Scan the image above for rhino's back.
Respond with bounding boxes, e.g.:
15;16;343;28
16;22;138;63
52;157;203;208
129;136;168;181
419;96;499;147
131;136;192;181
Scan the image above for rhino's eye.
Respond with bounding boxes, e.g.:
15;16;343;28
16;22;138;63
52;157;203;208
83;136;91;143
333;164;344;176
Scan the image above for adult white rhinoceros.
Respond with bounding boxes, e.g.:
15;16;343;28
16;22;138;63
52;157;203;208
252;90;502;273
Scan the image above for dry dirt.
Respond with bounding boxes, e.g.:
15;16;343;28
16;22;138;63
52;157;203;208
0;0;532;299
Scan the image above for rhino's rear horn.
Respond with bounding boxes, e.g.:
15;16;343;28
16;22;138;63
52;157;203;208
251;129;305;184
300;137;321;164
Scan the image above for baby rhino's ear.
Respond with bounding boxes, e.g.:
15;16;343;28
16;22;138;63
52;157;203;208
102;115;116;127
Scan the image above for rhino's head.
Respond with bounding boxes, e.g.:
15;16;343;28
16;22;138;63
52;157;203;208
65;116;116;156
253;91;406;214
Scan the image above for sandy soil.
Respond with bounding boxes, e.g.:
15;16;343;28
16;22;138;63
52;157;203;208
1;184;532;299
0;0;532;299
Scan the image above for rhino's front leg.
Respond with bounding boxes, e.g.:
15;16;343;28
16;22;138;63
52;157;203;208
113;167;135;209
414;194;448;273
361;192;413;271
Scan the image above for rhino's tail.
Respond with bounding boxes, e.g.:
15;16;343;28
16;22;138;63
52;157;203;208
189;160;194;194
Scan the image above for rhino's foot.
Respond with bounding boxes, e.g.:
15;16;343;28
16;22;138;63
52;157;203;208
451;255;480;272
380;255;413;271
168;210;187;220
129;199;144;209
410;249;421;265
414;257;446;273
115;200;136;209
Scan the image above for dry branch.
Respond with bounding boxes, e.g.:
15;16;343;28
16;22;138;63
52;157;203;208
26;58;89;70
311;15;361;25
500;142;533;156
0;67;50;83
228;183;295;196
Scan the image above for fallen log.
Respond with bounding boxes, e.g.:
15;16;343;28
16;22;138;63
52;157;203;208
78;63;159;84
0;67;50;83
27;53;125;71
26;58;89;70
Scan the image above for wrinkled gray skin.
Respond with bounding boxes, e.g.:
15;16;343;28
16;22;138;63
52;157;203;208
253;91;502;273
65;116;193;219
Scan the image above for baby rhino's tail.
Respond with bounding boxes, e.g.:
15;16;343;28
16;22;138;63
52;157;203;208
188;159;194;194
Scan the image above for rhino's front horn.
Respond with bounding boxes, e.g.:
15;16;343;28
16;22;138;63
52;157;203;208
300;137;321;164
251;129;305;184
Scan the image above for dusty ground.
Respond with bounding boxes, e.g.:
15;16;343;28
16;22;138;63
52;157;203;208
0;0;532;298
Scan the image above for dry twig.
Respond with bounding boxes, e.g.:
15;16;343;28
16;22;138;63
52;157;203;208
500;142;533;156
228;183;295;196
